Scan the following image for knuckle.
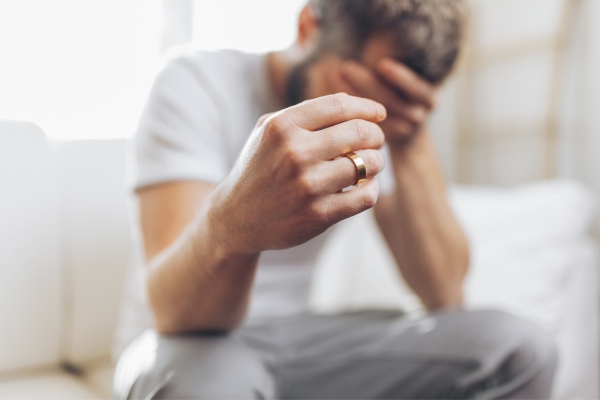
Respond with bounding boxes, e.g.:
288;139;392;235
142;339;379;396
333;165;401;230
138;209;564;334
309;202;331;225
361;183;379;209
263;115;291;138
297;173;318;197
307;203;327;225
363;150;385;174
328;94;349;117
282;143;309;174
352;119;372;143
256;113;272;127
360;151;376;171
373;124;385;146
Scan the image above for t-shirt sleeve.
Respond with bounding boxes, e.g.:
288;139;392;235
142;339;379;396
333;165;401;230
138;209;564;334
130;56;229;191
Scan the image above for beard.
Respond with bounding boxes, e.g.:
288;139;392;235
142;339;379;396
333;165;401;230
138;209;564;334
286;61;308;106
286;55;318;106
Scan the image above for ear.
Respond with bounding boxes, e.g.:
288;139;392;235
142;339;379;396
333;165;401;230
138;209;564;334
297;4;319;50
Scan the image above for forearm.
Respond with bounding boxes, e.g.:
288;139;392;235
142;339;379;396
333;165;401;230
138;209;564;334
147;211;259;335
141;95;389;335
374;129;469;309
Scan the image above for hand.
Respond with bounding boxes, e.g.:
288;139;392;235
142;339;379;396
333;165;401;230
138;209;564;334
337;58;438;146
207;94;387;255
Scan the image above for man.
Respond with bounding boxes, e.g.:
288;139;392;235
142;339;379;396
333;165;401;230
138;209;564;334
114;0;557;398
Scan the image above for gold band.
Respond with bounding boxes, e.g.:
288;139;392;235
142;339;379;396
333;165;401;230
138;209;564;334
344;152;367;185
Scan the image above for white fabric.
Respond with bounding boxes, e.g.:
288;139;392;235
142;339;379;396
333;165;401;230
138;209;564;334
160;0;193;53
310;178;598;399
455;180;596;331
50;140;132;364
0;370;101;399
0;121;63;374
552;239;599;399
558;0;600;234
312;179;596;331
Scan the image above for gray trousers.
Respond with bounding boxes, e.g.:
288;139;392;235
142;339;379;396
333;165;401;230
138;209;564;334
115;310;556;399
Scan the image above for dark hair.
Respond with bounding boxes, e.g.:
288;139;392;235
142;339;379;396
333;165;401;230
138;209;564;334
307;0;468;84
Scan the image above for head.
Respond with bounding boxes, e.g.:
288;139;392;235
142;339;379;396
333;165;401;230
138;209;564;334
287;0;468;104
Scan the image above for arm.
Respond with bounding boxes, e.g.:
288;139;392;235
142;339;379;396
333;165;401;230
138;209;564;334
139;181;259;335
140;94;387;335
340;59;469;309
373;130;469;309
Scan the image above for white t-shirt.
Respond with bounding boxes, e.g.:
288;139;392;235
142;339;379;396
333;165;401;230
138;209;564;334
115;48;395;355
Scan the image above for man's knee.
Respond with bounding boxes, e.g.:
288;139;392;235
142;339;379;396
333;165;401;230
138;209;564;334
452;310;557;399
116;330;276;399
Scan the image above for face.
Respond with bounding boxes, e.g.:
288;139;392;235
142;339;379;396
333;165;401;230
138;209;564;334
288;35;397;104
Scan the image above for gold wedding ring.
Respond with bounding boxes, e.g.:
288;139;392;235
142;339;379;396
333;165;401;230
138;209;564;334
344;152;367;186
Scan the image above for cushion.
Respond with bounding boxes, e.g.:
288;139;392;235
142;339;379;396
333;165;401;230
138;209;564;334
0;370;101;399
50;139;132;364
0;121;62;373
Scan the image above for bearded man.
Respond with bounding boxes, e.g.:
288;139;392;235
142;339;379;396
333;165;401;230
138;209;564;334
114;1;556;398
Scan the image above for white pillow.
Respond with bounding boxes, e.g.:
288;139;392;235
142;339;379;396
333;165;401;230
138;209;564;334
310;179;595;333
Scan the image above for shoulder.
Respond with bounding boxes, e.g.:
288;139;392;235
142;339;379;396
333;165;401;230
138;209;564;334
158;46;264;92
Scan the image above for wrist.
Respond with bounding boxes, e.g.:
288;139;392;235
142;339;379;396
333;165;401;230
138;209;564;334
388;129;436;174
198;183;261;263
201;209;259;264
387;128;447;195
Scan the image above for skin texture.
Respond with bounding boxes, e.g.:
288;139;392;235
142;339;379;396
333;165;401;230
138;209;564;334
140;4;468;334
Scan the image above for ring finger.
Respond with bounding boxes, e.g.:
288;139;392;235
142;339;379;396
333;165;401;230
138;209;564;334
309;149;386;193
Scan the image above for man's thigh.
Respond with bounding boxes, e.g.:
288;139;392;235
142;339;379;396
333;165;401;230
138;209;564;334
243;309;556;399
114;330;276;399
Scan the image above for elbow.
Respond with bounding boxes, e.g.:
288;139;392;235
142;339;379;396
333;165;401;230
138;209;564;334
423;284;464;311
152;312;239;336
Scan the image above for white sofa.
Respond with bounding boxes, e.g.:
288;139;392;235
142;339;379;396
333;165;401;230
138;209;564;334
0;120;598;399
0;121;130;398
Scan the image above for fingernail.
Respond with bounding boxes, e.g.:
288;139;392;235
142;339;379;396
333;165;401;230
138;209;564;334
376;103;387;120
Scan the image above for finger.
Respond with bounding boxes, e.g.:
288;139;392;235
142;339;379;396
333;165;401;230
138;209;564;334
306;149;385;194
385;97;429;126
327;68;361;97
340;61;400;107
380;117;418;138
341;62;429;126
314;178;380;225
312;119;385;160
288;93;387;131
376;58;437;108
331;149;385;191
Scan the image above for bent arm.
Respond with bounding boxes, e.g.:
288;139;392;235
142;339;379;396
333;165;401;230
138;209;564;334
374;129;469;309
140;181;259;335
138;95;388;335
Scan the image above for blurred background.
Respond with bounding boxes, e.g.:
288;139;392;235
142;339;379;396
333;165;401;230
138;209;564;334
2;0;599;188
1;0;599;398
2;0;599;190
